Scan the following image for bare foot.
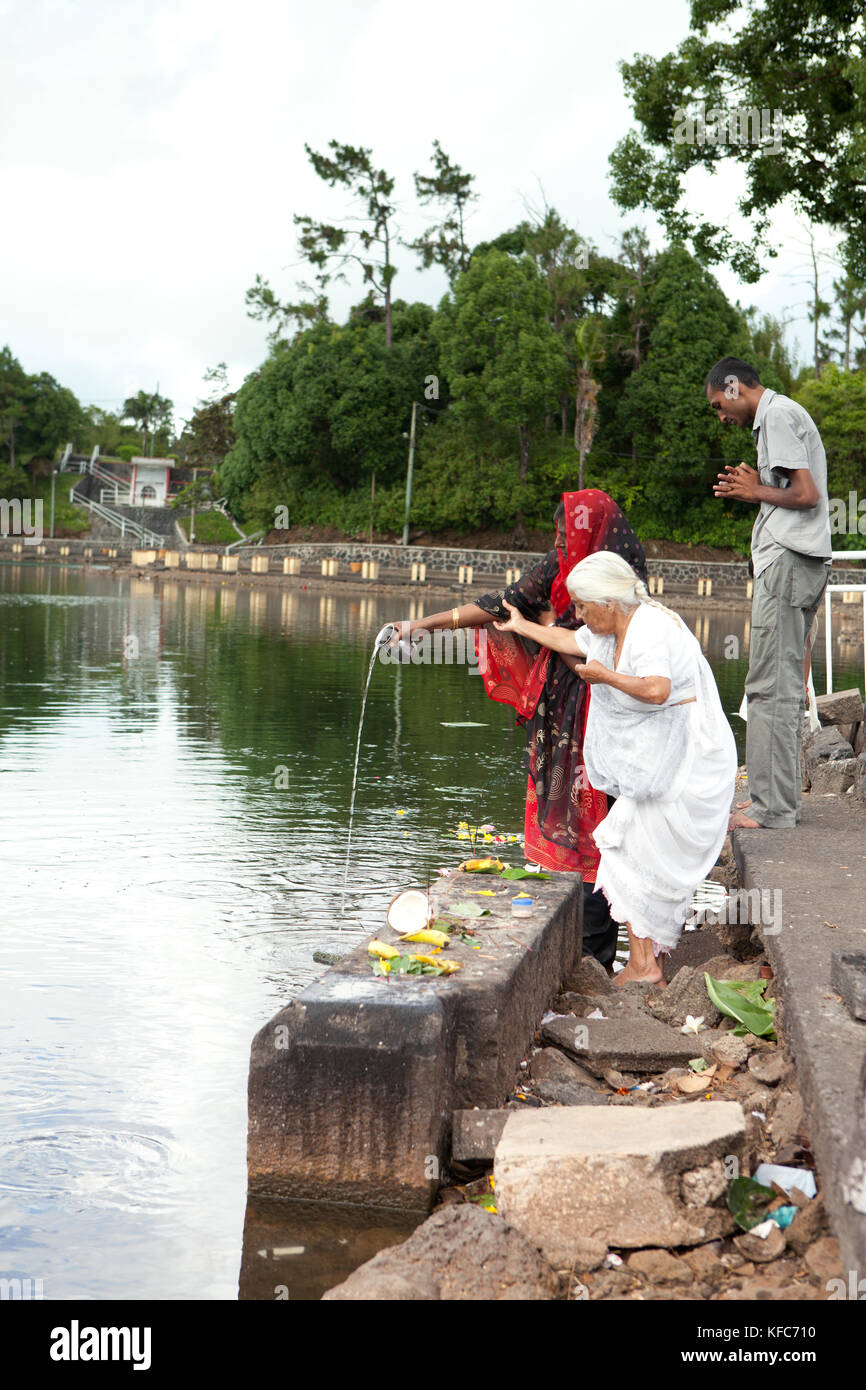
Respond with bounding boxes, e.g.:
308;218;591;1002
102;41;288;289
736;799;752;809
729;810;764;830
614;963;667;989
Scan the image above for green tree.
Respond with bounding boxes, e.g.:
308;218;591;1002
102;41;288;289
0;346;83;494
294;141;398;348
608;1;866;281
221;301;441;525
614;244;751;528
121;389;174;455
177;364;236;471
795;364;866;548
408;140;477;284
433;250;567;543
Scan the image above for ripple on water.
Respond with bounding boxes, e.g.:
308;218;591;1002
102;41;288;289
0;1128;177;1214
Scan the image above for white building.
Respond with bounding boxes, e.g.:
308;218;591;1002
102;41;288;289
130;458;173;506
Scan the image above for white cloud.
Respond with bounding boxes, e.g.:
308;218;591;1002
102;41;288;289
1;0;839;430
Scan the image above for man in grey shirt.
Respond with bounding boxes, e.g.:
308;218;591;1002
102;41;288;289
706;357;832;829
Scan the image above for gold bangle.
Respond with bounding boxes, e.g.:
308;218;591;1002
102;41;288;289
452;607;460;630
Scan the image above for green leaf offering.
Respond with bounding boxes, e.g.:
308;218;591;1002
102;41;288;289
500;867;551;881
449;900;491;918
704;973;777;1039
727;1175;777;1231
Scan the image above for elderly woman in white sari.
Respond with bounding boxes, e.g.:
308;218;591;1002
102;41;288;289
495;551;737;988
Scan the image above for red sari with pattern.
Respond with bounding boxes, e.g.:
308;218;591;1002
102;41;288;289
473;490;648;879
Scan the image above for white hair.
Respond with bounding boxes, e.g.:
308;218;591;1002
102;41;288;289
565;551;683;627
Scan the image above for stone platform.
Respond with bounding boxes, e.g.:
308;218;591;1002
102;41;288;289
247;868;583;1210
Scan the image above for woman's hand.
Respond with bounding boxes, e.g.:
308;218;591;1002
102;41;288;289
575;660;610;686
493;599;530;636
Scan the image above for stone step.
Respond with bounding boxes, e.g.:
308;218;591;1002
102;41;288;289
247;868;583;1210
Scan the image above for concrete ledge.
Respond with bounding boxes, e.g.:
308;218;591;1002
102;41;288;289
732;795;866;1274
247;868;583;1210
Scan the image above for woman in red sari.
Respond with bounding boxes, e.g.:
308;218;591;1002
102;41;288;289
387;489;648;965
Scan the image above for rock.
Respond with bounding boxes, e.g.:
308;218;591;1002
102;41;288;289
565;954;616;996
323;1269;441;1299
650;964;722;1029
856;750;866;803
494;1103;745;1262
452;1109;510;1162
534;1080;610;1107
855;723;865;756
815;688;865;727
710;1034;750;1069
803;1234;843;1285
809;758;858;795
530;1048;598;1088
322;1203;559;1301
541;1011;699;1076
680;1160;728;1207
684;1243;726;1281
733;1224;787;1263
805;725;855;775
603;1067;638;1089
312;950;345;966
770;1089;805;1148
786;1193;829;1256
747;1050;788;1086
627;1248;692;1284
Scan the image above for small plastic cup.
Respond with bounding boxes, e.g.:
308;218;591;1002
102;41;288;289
512;894;533;919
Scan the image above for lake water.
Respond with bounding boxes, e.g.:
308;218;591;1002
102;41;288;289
0;563;861;1299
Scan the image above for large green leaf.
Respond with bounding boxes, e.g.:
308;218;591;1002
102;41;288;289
704;974;776;1038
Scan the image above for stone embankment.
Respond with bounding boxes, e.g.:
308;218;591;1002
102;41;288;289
323;692;866;1301
3;535;865;607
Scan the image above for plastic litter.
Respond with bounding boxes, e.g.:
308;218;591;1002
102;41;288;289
753;1164;817;1201
587;1008;607;1020
767;1205;799;1229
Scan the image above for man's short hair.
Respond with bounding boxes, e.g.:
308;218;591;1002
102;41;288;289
705;357;761;392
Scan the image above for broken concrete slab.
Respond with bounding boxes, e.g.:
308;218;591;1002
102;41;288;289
494;1103;746;1261
322;1203;559;1301
541;1011;699;1075
815;688;865;727
809;758;858;796
451;1109;510;1162
529;1047;598;1088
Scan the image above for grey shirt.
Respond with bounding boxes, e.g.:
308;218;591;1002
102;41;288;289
750;388;832;578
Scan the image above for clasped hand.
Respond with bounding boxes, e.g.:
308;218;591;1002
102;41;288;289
713;462;760;502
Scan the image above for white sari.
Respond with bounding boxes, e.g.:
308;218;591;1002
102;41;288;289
575;603;737;952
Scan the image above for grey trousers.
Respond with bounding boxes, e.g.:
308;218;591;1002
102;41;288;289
745;550;828;827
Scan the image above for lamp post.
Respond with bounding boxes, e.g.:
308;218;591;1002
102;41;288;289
50;469;57;539
401;401;417;546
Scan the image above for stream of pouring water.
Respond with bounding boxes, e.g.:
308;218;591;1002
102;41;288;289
340;627;400;916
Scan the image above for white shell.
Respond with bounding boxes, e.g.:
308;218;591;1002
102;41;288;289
386;889;430;934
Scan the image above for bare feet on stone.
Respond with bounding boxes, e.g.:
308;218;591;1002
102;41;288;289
729;809;764;830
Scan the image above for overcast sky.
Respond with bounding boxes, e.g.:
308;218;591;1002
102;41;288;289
2;0;842;431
